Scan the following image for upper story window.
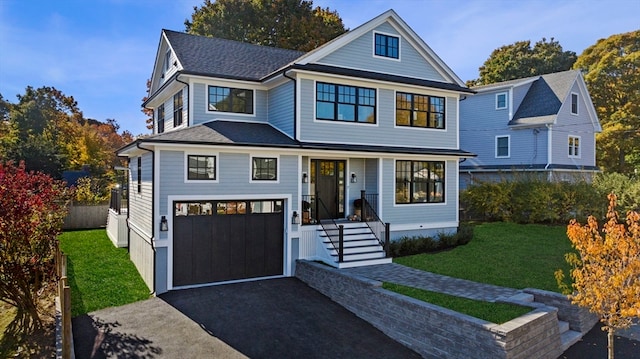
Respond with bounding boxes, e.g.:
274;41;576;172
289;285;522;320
568;136;580;157
395;160;445;204
252;157;278;181
208;86;253;114
173;90;183;127
396;92;445;129
163;50;171;73
496;135;510;158
187;155;216;180
374;33;399;59
157;104;165;134
316;82;376;123
496;92;508;109
136;157;142;193
571;93;578;115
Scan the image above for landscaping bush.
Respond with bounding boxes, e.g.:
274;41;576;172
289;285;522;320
592;172;640;214
461;177;607;224
390;223;474;257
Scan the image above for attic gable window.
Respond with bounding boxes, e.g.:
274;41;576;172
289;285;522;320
173;90;183;127
374;33;399;59
163;50;171;73
496;92;508;109
571;93;578;115
208;86;253;114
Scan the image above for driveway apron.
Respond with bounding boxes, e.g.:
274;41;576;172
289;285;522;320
73;277;421;358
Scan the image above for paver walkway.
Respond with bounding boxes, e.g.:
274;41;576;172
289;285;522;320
345;263;522;302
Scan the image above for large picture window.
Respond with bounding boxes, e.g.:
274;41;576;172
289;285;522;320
396;93;445;129
208;86;253;114
316;82;376;123
187;155;216;180
395;160;445;204
252;157;277;181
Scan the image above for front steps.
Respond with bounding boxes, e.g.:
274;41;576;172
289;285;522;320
319;221;391;268
504;291;583;352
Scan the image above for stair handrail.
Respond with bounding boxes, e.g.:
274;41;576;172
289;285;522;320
360;191;390;257
314;196;344;262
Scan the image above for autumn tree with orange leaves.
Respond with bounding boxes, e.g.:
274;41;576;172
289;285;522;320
556;193;640;359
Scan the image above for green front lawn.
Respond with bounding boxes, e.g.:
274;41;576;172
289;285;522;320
59;230;151;317
382;283;532;324
395;222;573;292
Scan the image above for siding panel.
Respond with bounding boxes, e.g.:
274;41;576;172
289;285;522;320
268;82;295;137
317;23;446;82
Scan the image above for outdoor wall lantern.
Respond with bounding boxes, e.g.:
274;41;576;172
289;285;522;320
160;216;168;231
350;172;357;183
302;172;308;183
292;211;300;225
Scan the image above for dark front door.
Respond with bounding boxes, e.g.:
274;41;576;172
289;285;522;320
172;200;284;287
311;160;345;220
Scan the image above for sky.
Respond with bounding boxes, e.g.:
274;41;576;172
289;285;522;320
1;0;638;136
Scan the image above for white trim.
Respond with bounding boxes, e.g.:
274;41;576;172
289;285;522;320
568;135;581;158
249;155;280;183
184;151;220;183
166;193;292;291
372;31;401;62
128;220;153;243
495;135;510;158
391;221;459;232
495;92;508;110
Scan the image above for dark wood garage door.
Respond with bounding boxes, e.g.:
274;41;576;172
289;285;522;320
173;200;284;287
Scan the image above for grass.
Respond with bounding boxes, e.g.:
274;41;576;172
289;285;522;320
59;229;151;317
395;222;574;292
382;283;532;324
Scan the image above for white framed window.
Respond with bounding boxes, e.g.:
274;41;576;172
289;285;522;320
373;32;400;60
163;50;171;73
496;92;508;110
571;93;578;115
250;156;279;183
568;135;580;158
184;152;219;183
495;135;510;158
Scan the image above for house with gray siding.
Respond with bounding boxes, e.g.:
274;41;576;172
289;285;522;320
459;70;601;189
116;10;474;294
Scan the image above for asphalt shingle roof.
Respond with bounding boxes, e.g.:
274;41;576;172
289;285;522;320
164;30;304;81
509;70;578;126
125;120;474;157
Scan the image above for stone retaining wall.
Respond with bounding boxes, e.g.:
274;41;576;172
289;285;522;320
296;260;563;359
523;288;599;334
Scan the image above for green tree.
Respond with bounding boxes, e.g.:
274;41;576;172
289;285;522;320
185;0;347;51
0;161;72;331
573;30;640;174
468;38;577;86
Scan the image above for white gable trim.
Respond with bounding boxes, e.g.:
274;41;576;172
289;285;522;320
295;10;465;87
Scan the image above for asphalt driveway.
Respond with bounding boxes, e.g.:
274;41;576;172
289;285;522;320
73;278;421;358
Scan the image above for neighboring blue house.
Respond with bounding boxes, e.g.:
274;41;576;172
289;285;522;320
459;70;601;189
114;10;474;294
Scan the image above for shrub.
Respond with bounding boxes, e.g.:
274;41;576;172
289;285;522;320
390;224;474;257
73;176;110;205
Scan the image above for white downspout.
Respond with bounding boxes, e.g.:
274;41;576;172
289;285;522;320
545;124;553;181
